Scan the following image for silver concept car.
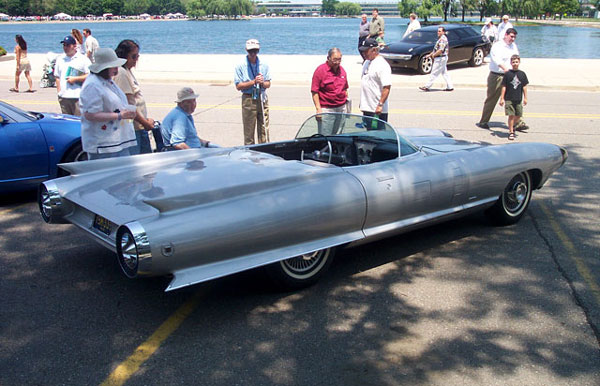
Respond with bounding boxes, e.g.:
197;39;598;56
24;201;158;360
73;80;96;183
39;113;567;291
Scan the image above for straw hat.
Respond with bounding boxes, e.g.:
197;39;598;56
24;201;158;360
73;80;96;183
175;87;199;103
89;48;126;73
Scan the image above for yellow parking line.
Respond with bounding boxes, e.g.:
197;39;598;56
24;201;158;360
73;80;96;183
99;292;202;386
539;202;600;304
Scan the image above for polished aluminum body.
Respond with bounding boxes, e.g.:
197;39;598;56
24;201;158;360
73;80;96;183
40;114;567;291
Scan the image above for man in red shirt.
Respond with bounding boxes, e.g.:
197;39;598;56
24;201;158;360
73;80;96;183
311;48;349;135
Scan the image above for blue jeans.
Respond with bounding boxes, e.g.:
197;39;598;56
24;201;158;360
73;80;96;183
130;130;152;154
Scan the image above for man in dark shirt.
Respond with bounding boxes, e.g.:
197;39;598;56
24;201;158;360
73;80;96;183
499;55;528;140
311;47;349;134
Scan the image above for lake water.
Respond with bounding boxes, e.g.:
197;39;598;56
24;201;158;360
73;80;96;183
1;18;599;58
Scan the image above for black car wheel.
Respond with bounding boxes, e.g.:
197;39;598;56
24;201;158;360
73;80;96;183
486;172;532;225
418;55;433;75
469;47;485;67
57;141;88;176
265;247;335;290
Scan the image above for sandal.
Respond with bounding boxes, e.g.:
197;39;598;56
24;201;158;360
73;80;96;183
26;89;36;93
419;86;430;92
9;88;18;93
508;132;515;141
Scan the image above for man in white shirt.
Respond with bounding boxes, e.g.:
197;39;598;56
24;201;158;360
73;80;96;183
477;28;526;130
497;15;513;43
83;28;99;62
54;35;91;116
359;38;392;123
481;18;498;43
403;13;421;38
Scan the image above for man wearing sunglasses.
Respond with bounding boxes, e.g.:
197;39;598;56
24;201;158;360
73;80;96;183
234;39;271;145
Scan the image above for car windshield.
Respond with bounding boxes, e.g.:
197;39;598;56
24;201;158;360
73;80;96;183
295;113;418;157
0;101;38;121
296;113;397;140
402;30;438;44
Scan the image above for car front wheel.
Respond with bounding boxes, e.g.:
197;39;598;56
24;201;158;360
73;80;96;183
418;55;433;74
486;172;532;225
469;47;485;67
265;247;335;290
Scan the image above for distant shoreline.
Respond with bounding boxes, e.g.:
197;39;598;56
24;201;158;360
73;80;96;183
1;17;599;28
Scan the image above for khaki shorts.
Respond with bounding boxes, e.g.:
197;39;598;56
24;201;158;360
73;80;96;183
18;58;31;72
505;100;523;117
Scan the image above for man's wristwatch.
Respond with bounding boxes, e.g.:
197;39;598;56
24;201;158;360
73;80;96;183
377;102;383;107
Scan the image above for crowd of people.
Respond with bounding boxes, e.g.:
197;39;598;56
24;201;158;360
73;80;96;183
10;14;528;162
356;12;528;140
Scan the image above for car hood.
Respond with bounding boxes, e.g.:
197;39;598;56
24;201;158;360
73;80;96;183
57;148;346;225
381;41;431;55
38;112;80;123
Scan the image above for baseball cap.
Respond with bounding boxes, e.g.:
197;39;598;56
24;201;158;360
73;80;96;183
245;39;260;51
484;18;492;24
502;15;509;20
359;38;378;52
175;87;199;103
60;35;76;45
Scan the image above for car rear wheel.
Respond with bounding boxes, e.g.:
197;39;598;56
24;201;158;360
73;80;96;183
418;55;433;75
58;142;88;176
486;172;532;225
469;47;485;67
265;247;335;290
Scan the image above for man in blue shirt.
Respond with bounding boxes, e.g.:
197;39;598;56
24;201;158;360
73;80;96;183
234;39;271;145
161;87;209;150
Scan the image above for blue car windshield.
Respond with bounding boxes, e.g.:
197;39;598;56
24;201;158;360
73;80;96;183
0;101;37;121
402;31;438;44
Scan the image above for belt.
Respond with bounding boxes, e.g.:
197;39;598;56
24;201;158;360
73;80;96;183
491;71;504;76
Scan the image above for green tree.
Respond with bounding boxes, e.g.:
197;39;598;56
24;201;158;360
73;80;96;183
416;0;443;22
459;0;477;21
321;0;339;15
398;0;419;17
123;0;150;15
334;2;360;15
186;0;205;18
257;5;267;14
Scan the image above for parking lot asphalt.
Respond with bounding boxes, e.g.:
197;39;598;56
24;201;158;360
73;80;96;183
1;72;599;385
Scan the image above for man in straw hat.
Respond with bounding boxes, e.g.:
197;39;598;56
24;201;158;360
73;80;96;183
79;47;137;160
161;87;210;150
234;38;271;145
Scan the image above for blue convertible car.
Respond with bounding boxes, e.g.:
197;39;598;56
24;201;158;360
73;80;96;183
0;101;84;193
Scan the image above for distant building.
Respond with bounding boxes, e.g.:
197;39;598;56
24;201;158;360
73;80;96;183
254;1;400;16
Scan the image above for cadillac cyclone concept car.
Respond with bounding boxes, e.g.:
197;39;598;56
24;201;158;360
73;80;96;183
39;113;567;291
380;24;491;74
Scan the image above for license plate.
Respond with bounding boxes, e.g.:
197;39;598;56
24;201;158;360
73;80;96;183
93;214;112;236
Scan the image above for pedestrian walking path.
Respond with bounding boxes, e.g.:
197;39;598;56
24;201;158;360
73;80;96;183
1;54;599;91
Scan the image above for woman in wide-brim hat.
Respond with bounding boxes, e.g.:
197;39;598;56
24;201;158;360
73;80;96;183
79;47;138;160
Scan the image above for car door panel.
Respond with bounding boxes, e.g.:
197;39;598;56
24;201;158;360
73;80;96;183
0;122;49;186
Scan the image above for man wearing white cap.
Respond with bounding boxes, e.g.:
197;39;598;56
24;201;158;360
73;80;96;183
234;39;271;145
497;15;513;43
54;35;91;116
481;18;498;43
161;87;210;149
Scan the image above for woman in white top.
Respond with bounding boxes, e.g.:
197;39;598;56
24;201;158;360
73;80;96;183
114;39;155;154
79;48;137;160
481;18;498;43
71;29;86;55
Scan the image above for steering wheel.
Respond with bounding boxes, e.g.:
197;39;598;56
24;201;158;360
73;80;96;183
301;134;333;164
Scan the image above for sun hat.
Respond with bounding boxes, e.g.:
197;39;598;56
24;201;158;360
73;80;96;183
89;48;126;73
245;39;260;51
484;17;492;24
359;38;378;52
502;15;509;20
60;35;76;45
175;87;199;103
